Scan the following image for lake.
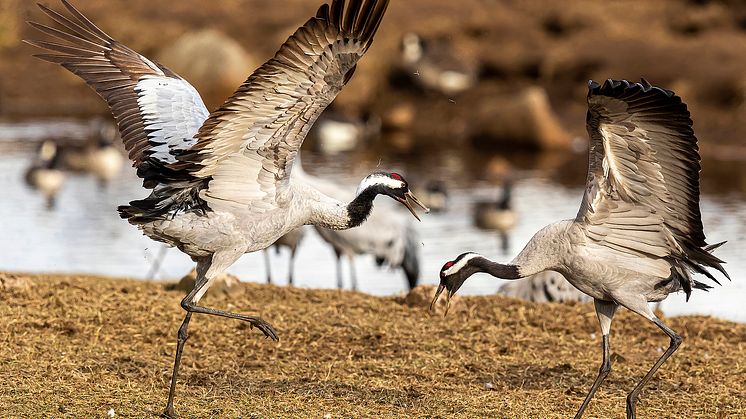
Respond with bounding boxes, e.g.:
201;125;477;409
1;121;744;322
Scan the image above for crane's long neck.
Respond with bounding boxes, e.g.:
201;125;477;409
307;185;381;230
472;256;522;279
345;186;378;228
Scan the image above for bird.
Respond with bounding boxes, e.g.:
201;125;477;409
431;79;729;419
474;178;517;254
415;179;449;213
313;108;381;155
294;163;421;291
26;1;429;416
399;32;478;96
58;118;125;187
24;140;66;209
263;227;307;285
499;271;589;303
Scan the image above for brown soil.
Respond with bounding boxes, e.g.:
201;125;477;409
1;0;746;149
1;273;744;417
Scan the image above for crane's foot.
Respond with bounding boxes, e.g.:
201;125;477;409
245;316;279;341
625;394;637;419
161;406;176;419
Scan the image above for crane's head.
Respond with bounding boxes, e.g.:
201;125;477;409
431;252;481;315
357;172;430;220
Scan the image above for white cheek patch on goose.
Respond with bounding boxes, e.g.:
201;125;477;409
356;174;405;195
443;253;480;276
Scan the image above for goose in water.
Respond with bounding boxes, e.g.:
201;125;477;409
432;79;728;418
24;140;66;209
27;0;430;416
474;178;517;254
399;32;478;96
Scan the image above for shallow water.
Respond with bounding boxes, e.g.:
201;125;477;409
1;129;744;323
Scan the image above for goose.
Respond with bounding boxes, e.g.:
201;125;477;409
474;179;517;254
58;118;125;186
24;140;66;209
264;227;306;285
400;32;478;96
313;109;381;155
431;79;729;418
26;1;429;416
415;179;449;213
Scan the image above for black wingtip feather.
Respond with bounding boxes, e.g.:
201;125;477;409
316;4;330;19
343;0;363;33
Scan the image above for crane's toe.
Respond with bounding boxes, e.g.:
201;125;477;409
248;316;279;341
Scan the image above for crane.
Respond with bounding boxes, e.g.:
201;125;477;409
431;79;728;419
264;227;306;285
26;1;429;416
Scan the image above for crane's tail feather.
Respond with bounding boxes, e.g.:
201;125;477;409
675;240;729;301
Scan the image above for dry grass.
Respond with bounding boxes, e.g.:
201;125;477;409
0;273;744;417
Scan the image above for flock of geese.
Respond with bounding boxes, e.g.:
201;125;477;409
23;118;124;208
25;0;729;418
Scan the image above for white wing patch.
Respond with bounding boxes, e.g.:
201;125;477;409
136;76;209;163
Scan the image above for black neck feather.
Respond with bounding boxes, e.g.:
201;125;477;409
474;256;521;279
346;186;381;228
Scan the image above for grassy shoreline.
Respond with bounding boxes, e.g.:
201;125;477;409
1;273;744;417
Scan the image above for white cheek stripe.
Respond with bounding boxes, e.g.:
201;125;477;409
444;253;479;276
356;175;405;195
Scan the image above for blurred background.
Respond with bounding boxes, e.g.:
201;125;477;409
0;0;744;320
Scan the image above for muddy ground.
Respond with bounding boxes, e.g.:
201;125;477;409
1;273;744;417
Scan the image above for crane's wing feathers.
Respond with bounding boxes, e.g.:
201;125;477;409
26;0;210;188
167;0;390;213
578;79;727;296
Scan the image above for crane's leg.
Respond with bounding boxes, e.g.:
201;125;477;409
625;317;682;419
287;247;296;286
263;249;273;284
147;245;168;280
349;255;358;291
162;252;278;418
335;249;344;289
162;257;209;418
574;299;618;419
182;250;278;340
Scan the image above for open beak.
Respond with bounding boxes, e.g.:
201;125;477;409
430;283;453;316
399;191;430;221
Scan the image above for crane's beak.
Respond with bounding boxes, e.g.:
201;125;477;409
399;191;430;221
429;283;453;316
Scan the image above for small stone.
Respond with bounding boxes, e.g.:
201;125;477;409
169;268;242;297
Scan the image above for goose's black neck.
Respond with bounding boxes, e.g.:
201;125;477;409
346;186;380;228
498;183;512;210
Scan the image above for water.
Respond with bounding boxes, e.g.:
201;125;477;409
1;133;744;323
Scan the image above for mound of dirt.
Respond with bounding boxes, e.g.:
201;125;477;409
0;273;743;417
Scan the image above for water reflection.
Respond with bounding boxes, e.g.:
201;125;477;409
0;127;744;323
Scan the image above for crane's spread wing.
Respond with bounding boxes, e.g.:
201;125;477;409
167;0;390;212
26;0;210;188
576;79;727;295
